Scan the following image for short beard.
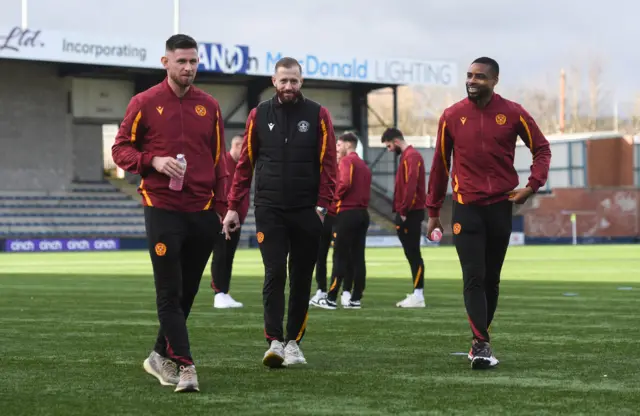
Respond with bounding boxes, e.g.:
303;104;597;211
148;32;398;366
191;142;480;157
277;90;299;104
467;87;490;104
171;74;192;89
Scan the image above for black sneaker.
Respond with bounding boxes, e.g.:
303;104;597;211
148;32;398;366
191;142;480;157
470;341;499;370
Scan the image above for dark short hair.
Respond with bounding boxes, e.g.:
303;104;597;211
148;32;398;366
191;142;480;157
472;56;499;77
166;34;198;52
338;131;359;145
381;127;404;143
275;57;302;73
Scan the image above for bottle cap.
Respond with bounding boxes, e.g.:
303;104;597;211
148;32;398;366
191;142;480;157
177;154;185;159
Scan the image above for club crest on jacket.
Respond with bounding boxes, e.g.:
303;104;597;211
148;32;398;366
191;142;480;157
297;120;310;132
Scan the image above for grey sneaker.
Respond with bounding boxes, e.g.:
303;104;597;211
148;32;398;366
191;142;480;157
143;351;179;386
174;365;199;393
262;340;285;368
283;340;307;366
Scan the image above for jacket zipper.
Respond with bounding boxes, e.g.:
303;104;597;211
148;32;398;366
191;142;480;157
179;97;185;206
281;108;288;207
480;112;493;195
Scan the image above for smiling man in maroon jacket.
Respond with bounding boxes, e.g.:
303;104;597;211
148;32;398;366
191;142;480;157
112;34;228;392
426;57;551;370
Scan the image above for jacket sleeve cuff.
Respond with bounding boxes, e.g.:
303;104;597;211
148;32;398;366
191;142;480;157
427;207;441;218
141;152;155;170
214;201;227;216
526;180;541;193
228;200;239;211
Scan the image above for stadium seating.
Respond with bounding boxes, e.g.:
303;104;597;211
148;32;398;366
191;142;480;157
0;182;146;238
0;180;395;247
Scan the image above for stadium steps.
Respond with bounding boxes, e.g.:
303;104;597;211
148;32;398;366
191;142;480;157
0;182;146;239
0;217;144;226
107;178;142;200
0;179;401;243
0;207;143;216
0;200;141;208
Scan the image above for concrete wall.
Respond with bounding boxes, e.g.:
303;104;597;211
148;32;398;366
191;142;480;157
0;60;73;190
72;123;104;182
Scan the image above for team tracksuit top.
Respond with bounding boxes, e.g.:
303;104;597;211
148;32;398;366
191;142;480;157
426;93;552;217
112;77;228;215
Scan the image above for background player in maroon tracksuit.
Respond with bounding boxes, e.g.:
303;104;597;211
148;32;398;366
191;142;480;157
309;150;354;307
311;131;371;309
211;135;248;309
426;57;551;370
381;128;427;308
112;34;228;392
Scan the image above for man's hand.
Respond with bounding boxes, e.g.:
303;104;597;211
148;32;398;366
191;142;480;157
152;156;184;179
222;210;240;240
507;186;534;205
426;217;443;241
400;215;407;223
316;211;325;224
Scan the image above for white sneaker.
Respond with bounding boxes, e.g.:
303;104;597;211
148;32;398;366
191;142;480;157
224;293;243;308
283;340;307;366
213;292;243;309
309;289;327;305
396;293;426;308
341;291;351;307
262;340;285;368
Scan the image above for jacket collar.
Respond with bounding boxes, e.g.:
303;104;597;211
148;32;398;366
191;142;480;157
162;77;194;99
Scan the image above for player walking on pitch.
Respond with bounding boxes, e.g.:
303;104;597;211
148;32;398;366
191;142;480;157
112;34;229;391
309;151;353;307
426;57;551;369
223;57;337;368
311;131;371;309
381;128;427;308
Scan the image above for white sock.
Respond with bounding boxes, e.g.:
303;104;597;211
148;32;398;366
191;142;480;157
342;291;351;297
413;289;424;300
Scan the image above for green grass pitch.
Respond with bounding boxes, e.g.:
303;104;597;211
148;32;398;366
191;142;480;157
1;245;639;415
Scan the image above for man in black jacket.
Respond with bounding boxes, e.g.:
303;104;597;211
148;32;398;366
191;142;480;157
223;57;337;368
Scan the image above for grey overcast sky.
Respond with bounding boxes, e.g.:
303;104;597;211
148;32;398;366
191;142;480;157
3;0;635;103
253;0;636;101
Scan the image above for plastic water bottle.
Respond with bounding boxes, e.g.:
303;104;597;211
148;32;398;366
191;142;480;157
169;154;187;191
430;228;442;242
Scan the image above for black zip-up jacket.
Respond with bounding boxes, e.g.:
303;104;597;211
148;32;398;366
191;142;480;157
228;93;337;211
